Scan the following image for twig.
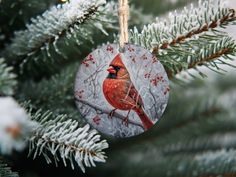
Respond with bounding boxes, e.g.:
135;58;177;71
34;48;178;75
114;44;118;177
152;9;236;54
75;97;145;130
84;64;106;83
188;48;232;69
167;47;233;78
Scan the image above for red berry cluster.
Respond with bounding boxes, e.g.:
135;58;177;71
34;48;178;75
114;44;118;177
75;90;84;99
128;46;135;52
164;86;170;95
152;56;158;63
141;54;148;60
144;72;151;79
93;115;101;125
82;54;95;67
129;55;136;63
150;75;164;86
144;64;149;68
106;45;114;53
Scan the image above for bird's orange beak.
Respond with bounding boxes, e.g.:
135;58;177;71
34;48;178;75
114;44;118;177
107;66;116;74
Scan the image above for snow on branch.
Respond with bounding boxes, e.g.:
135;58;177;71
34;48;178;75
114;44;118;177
131;0;235;51
3;0;115;72
28;109;109;173
0;58;17;96
130;0;236;78
0;97;37;155
167;36;236;78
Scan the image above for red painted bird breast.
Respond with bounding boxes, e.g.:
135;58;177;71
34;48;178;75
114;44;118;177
103;54;138;110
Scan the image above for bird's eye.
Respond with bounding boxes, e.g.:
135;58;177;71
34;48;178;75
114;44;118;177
115;66;121;70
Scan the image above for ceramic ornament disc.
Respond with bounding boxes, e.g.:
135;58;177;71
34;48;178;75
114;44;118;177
74;44;169;138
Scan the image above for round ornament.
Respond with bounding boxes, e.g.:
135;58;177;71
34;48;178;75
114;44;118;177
74;44;169;138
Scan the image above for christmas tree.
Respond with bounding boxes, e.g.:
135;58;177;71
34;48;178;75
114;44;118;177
0;0;236;176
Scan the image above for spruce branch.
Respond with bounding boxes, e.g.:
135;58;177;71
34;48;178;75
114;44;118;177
0;0;58;48
166;36;236;78
0;158;19;177
169;149;236;177
152;9;236;53
0;58;17;96
96;112;236;177
2;0;115;75
17;63;80;119
28;109;109;173
163;132;236;155
142;149;236;177
130;0;236;78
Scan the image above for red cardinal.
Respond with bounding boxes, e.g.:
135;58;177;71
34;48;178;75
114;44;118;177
103;54;154;130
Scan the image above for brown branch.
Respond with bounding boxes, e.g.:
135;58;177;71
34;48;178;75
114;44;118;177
84;64;105;83
188;48;232;69
152;9;236;55
166;47;233;78
75;97;145;130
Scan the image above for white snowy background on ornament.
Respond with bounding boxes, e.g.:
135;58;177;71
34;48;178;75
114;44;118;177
74;44;169;138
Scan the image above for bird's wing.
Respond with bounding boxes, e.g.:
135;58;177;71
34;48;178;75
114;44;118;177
128;83;144;107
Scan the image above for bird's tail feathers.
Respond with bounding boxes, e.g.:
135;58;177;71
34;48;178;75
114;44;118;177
134;108;153;130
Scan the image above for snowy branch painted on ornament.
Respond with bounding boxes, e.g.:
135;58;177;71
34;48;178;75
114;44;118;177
75;44;169;138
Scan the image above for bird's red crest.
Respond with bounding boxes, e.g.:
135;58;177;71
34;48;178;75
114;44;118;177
110;54;126;68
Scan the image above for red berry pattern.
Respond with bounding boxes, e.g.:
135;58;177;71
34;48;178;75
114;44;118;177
106;45;114;53
93;115;101;125
75;90;84;99
82;54;95;67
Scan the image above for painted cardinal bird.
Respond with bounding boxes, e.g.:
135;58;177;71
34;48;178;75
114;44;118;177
103;54;154;130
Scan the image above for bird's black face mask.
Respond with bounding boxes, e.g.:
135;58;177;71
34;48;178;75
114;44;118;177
107;65;121;79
